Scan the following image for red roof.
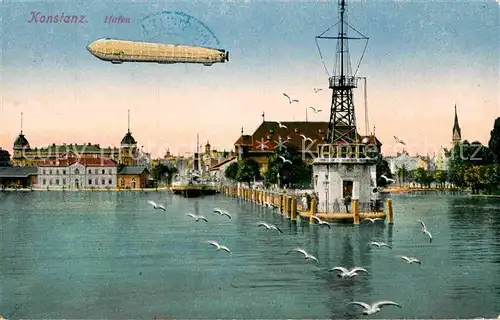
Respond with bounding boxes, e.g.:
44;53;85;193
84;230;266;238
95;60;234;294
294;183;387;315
38;157;117;167
234;121;382;153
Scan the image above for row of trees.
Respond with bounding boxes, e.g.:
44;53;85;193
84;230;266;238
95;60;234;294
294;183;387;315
224;147;313;188
150;163;178;185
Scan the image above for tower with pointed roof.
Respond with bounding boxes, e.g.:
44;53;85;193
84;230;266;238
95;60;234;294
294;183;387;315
12;112;34;166
119;110;138;166
452;104;461;145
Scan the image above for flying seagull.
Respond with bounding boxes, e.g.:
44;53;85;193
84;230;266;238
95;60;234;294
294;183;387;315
349;301;402;315
394;136;406;145
205;240;232;253
309;106;322;113
381;174;395;184
276;121;288;129
310;215;331;228
313;88;323;93
300;134;313;143
185;213;208;222
288;248;319;263
279;155;292;164
329;266;368;278
370;241;392;249
418;220;433;242
257;221;283;233
400;255;421;265
362;217;384;223
148;200;166;211
283;93;298;104
213;208;232;219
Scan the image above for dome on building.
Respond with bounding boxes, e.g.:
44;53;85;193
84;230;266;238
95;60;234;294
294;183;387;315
14;133;30;149
120;130;137;146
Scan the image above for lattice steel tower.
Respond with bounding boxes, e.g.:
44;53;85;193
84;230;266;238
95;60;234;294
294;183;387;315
316;0;368;144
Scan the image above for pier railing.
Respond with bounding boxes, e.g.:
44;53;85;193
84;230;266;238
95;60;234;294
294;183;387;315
220;186;394;225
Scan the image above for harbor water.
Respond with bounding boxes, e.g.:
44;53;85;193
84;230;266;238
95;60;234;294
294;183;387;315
1;191;499;319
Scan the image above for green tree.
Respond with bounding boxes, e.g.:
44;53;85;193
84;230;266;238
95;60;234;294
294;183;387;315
236;158;261;187
265;146;312;188
396;165;411;186
151;163;178;185
464;165;482;194
448;142;468;188
224;162;239;182
412;168;428;187
433;170;447;187
488;117;500;163
376;155;392;187
481;164;500;194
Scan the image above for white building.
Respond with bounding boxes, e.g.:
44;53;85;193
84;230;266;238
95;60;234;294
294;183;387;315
209;156;237;184
37;157;117;189
385;153;419;175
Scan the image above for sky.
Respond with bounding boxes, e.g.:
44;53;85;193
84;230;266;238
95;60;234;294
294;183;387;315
1;0;499;158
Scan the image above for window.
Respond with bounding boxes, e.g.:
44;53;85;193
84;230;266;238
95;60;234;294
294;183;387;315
63;170;66;175
43;179;46;185
108;179;112;185
108;169;112;174
56;179;59;185
43;169;46;174
63;178;66;185
102;179;105;185
88;169;91;174
74;169;80;175
95;169;98;174
56;170;59;175
89;179;92;184
342;180;353;198
49;179;53;185
102;169;105;174
120;178;124;187
49;170;52;174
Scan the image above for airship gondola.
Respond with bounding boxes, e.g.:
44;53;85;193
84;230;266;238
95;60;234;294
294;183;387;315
87;38;229;66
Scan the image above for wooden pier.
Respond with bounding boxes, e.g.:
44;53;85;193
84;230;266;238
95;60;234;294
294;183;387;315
220;186;393;224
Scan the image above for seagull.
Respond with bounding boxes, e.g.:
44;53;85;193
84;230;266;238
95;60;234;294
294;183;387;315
329;266;368;278
400;255;421;264
313;88;323;93
257;221;282;233
394;136;406;145
185;213;208;222
148;200;166;211
418;220;433;242
349;301;402;315
288;248;319;263
370;241;392;249
362;217;384;223
213;208;232;219
276;121;288;129
380;174;395;183
283;93;299;104
309;106;322;113
205;240;232;253
279;155;292;164
300;134;314;142
310;215;331;228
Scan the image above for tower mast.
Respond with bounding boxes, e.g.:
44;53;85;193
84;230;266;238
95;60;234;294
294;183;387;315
316;0;368;144
127;109;131;133
20;112;24;134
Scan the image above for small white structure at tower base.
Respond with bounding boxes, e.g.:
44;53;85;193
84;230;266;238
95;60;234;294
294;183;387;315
312;142;381;213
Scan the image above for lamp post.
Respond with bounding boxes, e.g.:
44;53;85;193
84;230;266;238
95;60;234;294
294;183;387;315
323;179;330;213
277;171;280;190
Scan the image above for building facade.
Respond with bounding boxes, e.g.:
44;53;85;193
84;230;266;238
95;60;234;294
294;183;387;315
117;166;150;189
37;157;117;189
234;121;382;169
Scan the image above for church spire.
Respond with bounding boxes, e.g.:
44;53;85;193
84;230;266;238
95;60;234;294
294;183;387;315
452;104;461;144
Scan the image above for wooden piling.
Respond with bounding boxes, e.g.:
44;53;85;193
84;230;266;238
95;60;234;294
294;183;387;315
290;197;297;220
387;199;394;224
309;199;317;224
352;199;359;225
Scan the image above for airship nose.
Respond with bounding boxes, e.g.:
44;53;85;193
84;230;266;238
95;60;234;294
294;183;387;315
87;42;96;54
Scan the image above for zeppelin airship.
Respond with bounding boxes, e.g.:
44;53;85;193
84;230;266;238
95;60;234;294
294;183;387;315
86;38;229;66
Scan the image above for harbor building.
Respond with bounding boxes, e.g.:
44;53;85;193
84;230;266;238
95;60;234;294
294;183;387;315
234;121;381;173
117;166;150;189
37;157;118;189
11;111;141;167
